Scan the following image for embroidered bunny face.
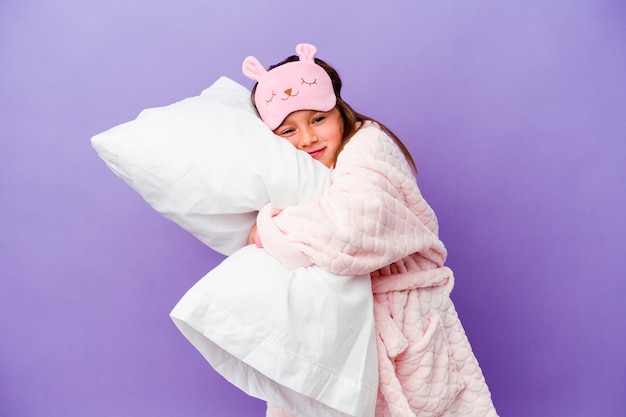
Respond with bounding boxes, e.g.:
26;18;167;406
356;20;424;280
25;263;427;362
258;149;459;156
242;43;337;130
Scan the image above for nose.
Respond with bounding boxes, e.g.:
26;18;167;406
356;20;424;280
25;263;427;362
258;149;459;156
299;127;318;148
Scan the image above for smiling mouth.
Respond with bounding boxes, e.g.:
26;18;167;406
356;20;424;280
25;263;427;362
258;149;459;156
308;148;325;158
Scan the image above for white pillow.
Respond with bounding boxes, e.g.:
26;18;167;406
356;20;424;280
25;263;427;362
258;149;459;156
91;77;330;255
92;77;378;416
170;245;378;417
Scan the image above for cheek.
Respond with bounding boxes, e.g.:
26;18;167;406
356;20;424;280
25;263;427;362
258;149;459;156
330;126;344;148
285;136;299;148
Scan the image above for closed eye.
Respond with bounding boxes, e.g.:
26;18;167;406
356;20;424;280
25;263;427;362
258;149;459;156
278;127;295;136
301;78;317;86
265;91;277;103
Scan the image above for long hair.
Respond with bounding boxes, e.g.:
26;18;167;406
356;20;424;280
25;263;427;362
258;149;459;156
250;56;417;173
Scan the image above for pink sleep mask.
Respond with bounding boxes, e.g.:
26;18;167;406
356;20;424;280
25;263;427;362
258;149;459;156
242;43;337;130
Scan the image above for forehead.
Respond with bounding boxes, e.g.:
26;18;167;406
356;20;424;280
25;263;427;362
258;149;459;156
281;108;341;124
282;109;318;122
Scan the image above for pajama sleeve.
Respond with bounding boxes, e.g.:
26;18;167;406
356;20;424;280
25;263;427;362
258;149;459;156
256;125;447;276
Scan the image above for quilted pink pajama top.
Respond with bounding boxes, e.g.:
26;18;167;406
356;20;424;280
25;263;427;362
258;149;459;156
257;123;498;417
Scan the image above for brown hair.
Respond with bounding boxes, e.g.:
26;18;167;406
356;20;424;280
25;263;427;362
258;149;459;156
250;55;417;173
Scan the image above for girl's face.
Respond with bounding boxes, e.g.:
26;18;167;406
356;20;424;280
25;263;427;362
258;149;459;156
273;108;344;168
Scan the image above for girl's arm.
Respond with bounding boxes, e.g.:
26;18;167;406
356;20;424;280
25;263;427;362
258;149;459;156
256;125;446;276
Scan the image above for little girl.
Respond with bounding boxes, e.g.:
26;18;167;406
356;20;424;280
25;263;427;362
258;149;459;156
243;44;498;417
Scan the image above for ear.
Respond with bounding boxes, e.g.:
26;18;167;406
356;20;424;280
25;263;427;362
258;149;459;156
295;43;317;63
242;56;267;82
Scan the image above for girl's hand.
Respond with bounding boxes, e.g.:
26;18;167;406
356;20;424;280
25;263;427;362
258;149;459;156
247;223;258;246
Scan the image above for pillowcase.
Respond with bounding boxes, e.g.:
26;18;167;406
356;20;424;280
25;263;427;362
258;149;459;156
170;245;378;417
92;77;378;416
91;77;330;255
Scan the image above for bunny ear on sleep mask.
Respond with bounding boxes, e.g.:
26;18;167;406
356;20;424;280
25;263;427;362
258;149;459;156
241;43;336;130
242;55;267;82
295;43;317;63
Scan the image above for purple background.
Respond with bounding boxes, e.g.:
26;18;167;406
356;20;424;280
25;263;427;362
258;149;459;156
1;1;625;416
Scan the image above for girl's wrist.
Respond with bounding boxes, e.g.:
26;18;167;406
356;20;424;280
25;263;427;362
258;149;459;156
254;231;263;248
